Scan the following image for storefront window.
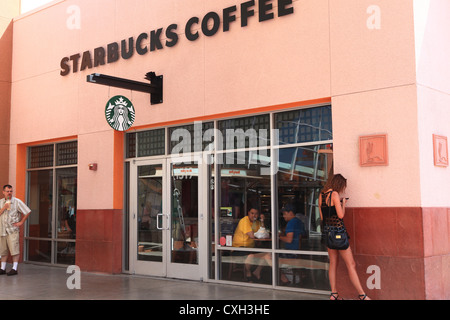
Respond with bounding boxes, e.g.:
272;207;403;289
126;129;166;158
125;104;333;293
137;164;163;262
28;145;54;169
275;106;332;145
171;163;199;264
27;240;51;264
56;167;77;264
213;105;333;289
218;150;272;283
56;141;78;166
138;129;165;157
27;170;53;241
218;114;270;150
276;145;332;252
26;141;77;265
126;132;136;158
169;122;214;154
219;250;272;285
276;253;330;290
218;151;271;242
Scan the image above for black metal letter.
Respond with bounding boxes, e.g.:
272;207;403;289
121;37;134;59
201;12;220;37
241;0;255;27
136;32;148;55
150;28;164;51
278;0;294;17
223;5;237;32
185;17;199;41
107;42;120;63
259;0;274;22
60;57;70;76
94;47;106;67
80;51;93;71
165;24;179;47
69;53;81;73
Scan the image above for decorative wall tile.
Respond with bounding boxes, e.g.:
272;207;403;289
359;134;388;166
433;134;448;167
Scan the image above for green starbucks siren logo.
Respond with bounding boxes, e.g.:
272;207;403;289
105;96;135;131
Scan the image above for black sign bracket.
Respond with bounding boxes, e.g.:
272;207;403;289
86;72;163;105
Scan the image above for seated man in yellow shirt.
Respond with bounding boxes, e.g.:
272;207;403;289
231;207;269;282
232;207;259;248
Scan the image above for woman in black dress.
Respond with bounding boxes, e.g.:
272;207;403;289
319;174;370;300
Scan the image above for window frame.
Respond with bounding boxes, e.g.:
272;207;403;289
25;140;78;266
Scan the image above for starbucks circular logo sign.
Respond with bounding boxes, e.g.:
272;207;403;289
105;96;135;131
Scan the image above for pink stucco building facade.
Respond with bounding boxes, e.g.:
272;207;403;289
0;0;449;299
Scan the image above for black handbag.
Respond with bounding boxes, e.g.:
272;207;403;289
326;226;349;250
324;191;350;250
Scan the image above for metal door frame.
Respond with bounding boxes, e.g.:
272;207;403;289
129;157;205;280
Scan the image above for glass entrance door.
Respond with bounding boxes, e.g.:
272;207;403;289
130;159;201;280
130;160;166;277
166;162;199;279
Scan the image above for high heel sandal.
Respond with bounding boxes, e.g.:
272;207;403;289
358;294;369;300
330;292;342;300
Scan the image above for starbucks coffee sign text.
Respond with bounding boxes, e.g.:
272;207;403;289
60;0;294;76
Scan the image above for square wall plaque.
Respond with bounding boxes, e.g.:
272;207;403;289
433;134;448;167
359;134;388;167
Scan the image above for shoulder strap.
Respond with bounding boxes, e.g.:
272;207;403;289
323;190;333;207
329;191;336;206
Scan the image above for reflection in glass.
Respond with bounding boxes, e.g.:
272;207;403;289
275;105;332;145
56;168;77;263
171;163;199;264
56;242;76;265
57;168;77;239
217;150;272;284
27;170;53;240
26;141;78;266
169;122;214;154
219;250;272;285
218;114;270;150
276;145;333;252
219;151;272;249
26;239;51;263
277;254;330;291
137;165;163;262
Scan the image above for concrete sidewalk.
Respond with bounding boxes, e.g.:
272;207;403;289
0;263;327;300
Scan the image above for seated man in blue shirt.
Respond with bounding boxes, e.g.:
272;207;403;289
278;204;306;284
279;204;305;251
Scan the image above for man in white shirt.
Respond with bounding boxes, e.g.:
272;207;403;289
0;185;32;276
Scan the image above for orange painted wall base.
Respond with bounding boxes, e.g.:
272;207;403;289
336;207;449;300
75;209;123;274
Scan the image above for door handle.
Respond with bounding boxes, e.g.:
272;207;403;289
156;213;163;230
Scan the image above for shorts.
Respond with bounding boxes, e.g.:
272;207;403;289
0;232;20;256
